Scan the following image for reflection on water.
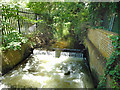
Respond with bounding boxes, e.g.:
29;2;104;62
0;49;94;88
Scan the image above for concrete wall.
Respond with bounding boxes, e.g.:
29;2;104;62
1;43;32;75
85;28;118;88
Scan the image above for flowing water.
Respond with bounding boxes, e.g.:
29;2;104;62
0;48;94;88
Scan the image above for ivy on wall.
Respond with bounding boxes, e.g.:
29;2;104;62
97;35;120;88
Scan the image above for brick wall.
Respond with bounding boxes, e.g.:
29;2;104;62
85;28;118;87
87;28;118;58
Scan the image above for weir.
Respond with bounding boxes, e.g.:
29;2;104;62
0;48;94;88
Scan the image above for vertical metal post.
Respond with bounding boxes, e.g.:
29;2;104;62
109;14;115;31
17;12;21;33
35;13;37;29
9;19;10;33
1;14;3;35
118;3;120;34
5;17;7;35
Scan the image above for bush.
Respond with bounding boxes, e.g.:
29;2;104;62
1;30;28;51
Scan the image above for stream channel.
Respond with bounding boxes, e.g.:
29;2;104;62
0;48;94;88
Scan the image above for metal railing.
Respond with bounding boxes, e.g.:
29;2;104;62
1;8;39;35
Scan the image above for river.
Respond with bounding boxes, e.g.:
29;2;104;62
0;48;94;88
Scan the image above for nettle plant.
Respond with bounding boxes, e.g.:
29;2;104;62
97;35;120;88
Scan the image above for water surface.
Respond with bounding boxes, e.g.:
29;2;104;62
0;49;94;88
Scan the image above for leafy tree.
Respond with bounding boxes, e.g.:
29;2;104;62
88;2;118;27
26;2;88;42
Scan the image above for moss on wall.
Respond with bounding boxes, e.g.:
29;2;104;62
2;43;32;75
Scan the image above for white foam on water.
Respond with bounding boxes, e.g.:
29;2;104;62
1;49;94;88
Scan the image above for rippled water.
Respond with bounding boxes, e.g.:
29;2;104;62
0;49;94;88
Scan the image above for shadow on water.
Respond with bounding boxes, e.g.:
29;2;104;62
0;49;94;89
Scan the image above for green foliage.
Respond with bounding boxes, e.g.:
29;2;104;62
88;2;118;27
1;2;41;50
1;3;19;34
26;2;89;41
97;35;120;88
1;2;42;35
1;30;28;51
